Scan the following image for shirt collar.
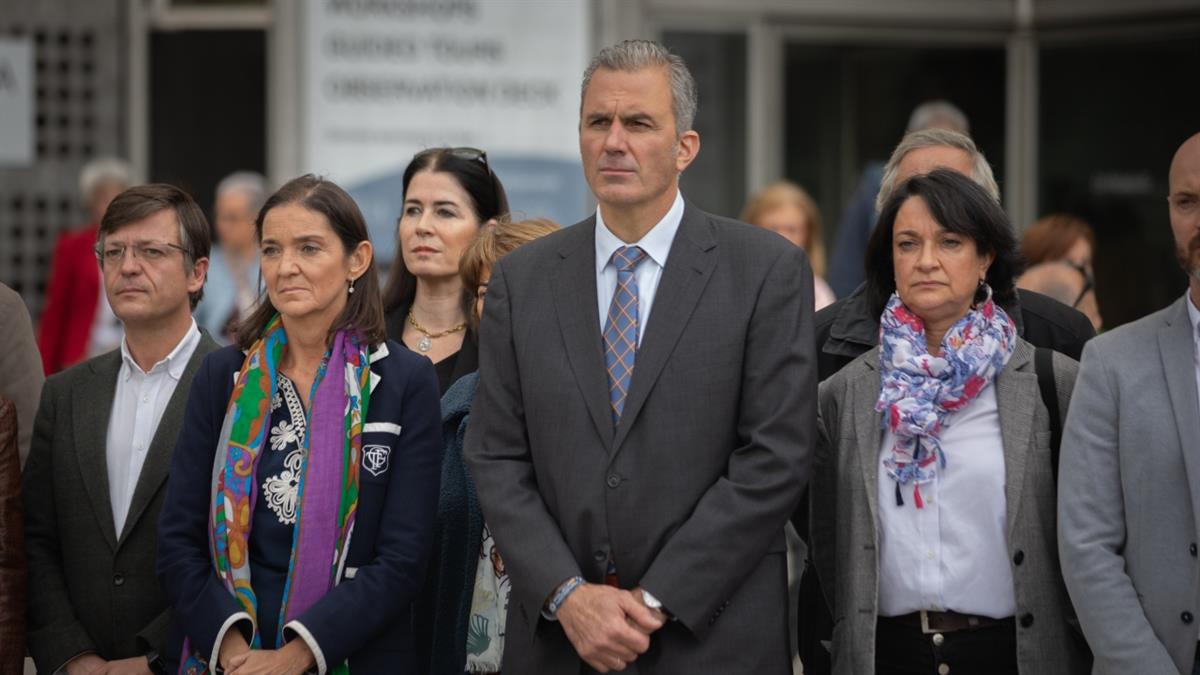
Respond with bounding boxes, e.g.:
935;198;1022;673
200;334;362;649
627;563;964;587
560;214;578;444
594;189;685;273
1187;288;1200;345
120;319;201;380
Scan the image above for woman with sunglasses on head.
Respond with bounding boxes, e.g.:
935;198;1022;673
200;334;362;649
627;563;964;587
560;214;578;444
158;175;443;674
383;148;510;394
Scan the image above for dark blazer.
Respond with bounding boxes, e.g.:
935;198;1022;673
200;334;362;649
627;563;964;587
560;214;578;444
796;281;1096;674
810;340;1090;675
414;371;483;675
0;396;26;675
465;203;817;674
157;340;442;673
23;333;219;672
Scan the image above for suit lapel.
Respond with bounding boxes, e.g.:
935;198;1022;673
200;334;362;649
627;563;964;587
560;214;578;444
995;342;1036;542
610;207;717;455
1158;298;1200;541
75;351;121;551
852;351;883;523
118;334;218;545
551;219;614;448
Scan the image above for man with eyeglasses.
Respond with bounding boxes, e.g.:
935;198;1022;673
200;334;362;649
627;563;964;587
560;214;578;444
1059;131;1200;675
24;184;219;675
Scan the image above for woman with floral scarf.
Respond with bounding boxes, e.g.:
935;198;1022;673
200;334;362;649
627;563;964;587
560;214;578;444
809;170;1089;675
158;175;442;674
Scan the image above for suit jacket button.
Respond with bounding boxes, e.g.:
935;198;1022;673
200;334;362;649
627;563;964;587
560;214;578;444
1019;613;1034;628
1012;550;1024;566
113;573;125;587
1190;543;1197;557
594;550;607;562
1182;611;1194;624
606;474;621;488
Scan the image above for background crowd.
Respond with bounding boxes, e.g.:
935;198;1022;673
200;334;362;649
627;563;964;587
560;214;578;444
0;32;1196;675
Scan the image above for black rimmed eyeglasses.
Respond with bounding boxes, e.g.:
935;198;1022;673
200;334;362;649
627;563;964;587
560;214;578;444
1064;260;1095;308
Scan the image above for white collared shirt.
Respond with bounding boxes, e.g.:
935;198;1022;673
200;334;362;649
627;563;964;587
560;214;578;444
1188;289;1200;443
105;320;201;536
594;190;685;345
876;384;1017;619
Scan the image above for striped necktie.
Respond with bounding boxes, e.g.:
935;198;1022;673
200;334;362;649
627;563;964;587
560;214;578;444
603;245;648;425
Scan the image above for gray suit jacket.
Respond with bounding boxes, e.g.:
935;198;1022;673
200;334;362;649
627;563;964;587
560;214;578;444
1059;294;1200;675
811;339;1089;675
464;203;817;674
23;334;218;672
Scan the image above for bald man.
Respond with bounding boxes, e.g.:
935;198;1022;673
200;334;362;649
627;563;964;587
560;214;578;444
1017;262;1103;331
1058;131;1200;675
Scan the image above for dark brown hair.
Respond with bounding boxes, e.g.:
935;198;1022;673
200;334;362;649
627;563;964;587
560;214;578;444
235;174;386;350
1021;213;1096;266
98;183;212;308
381;148;511;316
865;169;1024;317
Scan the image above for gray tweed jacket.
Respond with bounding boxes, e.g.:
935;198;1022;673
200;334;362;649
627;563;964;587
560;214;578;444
811;339;1089;675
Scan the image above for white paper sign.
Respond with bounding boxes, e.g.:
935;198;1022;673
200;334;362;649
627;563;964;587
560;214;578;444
0;38;34;166
303;0;591;258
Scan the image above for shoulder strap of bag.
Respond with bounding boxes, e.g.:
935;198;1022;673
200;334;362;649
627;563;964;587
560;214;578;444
1034;347;1062;482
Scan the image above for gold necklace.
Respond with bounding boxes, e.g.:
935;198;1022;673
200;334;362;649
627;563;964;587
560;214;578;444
407;309;466;353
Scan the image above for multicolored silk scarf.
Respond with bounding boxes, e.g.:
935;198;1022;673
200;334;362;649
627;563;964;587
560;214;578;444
180;314;371;674
876;290;1015;508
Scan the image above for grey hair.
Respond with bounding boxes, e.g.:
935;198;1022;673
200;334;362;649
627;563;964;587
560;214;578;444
876;128;999;214
907;100;970;134
580;39;698;136
78;157;133;203
216;170;269;215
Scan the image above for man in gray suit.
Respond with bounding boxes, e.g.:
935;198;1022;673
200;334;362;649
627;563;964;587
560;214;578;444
1059;130;1200;675
24;184;218;675
465;39;816;673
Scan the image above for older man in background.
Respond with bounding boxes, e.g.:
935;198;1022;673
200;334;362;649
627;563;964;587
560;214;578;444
194;170;266;343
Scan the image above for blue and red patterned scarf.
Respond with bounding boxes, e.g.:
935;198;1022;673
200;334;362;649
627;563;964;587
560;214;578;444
876;290;1016;508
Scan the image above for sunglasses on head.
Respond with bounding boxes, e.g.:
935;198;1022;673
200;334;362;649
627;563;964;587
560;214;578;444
420;145;499;216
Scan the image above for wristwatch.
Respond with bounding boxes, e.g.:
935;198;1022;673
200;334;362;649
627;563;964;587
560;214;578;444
145;650;168;675
641;588;664;611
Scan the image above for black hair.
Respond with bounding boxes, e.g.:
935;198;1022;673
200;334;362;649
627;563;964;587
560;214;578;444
864;168;1024;316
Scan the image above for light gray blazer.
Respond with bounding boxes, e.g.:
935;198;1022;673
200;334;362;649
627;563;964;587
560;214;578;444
811;339;1089;675
465;203;817;674
1059;294;1200;675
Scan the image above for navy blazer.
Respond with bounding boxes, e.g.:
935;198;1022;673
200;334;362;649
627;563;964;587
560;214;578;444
157;340;442;673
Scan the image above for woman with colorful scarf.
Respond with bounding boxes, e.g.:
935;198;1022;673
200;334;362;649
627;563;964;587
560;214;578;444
809;170;1090;675
157;175;442;675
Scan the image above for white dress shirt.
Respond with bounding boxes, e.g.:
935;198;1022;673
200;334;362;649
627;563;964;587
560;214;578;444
1188;289;1200;421
876;384;1017;619
594;190;685;346
105;320;201;536
1190;290;1200;640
